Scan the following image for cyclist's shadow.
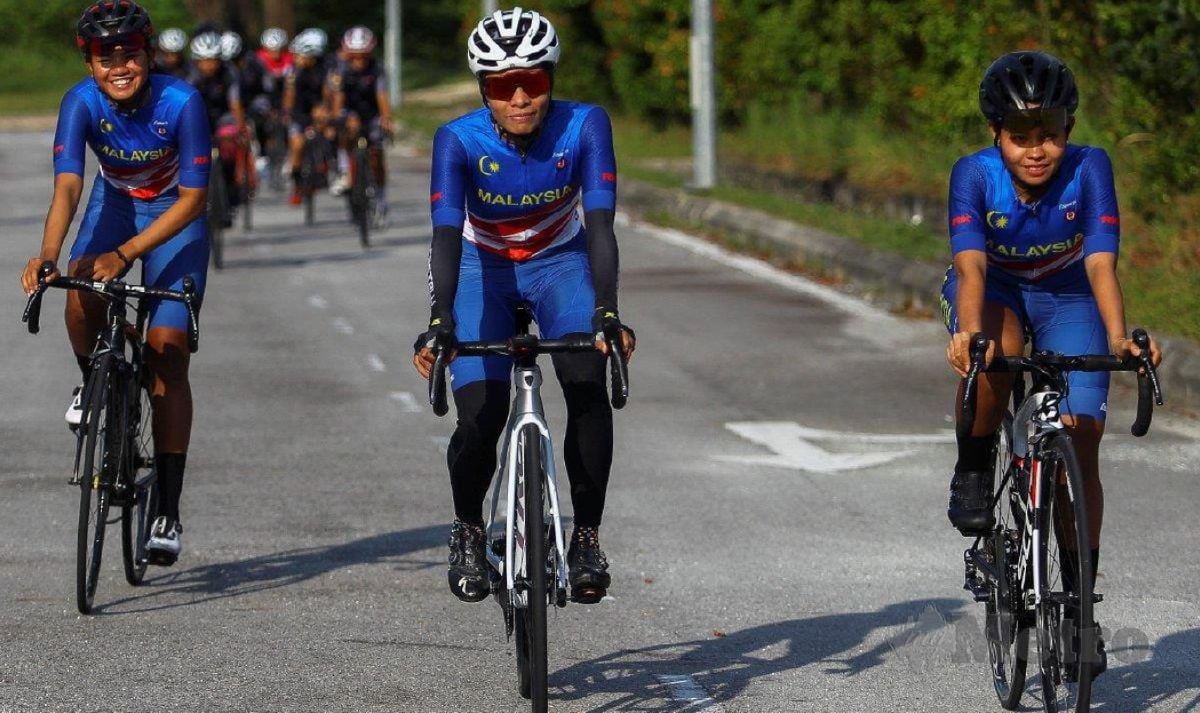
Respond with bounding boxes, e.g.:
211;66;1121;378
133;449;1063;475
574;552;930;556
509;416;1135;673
551;597;966;711
93;524;445;615
1089;626;1200;712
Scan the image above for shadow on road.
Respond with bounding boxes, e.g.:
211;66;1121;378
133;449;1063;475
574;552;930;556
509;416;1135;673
550;597;966;711
1090;626;1200;712
94;524;445;615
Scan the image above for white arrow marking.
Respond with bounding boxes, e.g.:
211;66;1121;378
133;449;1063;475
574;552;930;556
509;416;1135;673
367;353;386;372
719;421;922;474
307;294;328;309
331;317;354;334
389;391;421;413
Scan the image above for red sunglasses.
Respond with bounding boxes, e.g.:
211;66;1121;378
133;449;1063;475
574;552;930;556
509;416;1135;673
482;69;551;102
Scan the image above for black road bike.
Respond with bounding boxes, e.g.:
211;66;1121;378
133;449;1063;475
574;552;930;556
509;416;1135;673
207;147;229;270
23;262;200;614
428;307;629;713
959;329;1162;712
346;135;377;248
298;129;336;227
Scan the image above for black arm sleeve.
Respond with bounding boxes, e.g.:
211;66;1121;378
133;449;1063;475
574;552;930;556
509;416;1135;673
428;225;463;326
585;209;619;312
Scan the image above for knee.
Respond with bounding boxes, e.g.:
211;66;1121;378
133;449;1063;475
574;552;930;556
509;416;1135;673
144;332;191;385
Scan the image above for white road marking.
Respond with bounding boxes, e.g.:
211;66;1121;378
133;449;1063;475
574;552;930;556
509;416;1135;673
618;212;889;322
719;421;938;473
654;674;723;710
389;391;421;413
367;353;386;372
331;317;354;334
307;294;328;309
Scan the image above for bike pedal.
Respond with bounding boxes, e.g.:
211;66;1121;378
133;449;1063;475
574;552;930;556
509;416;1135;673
1093;593;1104;604
146;550;178;567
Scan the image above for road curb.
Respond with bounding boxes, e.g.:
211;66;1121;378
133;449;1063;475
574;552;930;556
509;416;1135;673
620;177;1200;415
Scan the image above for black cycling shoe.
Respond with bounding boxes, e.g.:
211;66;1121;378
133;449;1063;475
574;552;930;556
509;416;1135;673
1063;613;1107;682
567;526;611;604
447;520;489;603
948;470;995;535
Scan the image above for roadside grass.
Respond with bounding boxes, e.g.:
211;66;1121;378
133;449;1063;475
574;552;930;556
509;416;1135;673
0;46;85;115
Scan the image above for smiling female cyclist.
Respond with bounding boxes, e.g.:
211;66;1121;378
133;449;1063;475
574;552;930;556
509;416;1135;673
941;51;1163;677
20;0;210;567
413;8;635;605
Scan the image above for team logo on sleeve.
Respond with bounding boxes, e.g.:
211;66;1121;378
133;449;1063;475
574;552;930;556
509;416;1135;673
99;118;115;134
553;150;569;170
986;211;1010;229
478;155;500;176
153;120;169;136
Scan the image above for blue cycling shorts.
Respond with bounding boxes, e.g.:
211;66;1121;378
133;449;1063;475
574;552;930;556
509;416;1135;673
450;232;595;389
940;267;1110;421
69;180;209;331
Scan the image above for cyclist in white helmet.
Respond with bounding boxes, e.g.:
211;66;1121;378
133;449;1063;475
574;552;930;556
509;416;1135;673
283;28;337;205
154;27;189;78
414;7;633;604
329;26;392;218
186;30;247;224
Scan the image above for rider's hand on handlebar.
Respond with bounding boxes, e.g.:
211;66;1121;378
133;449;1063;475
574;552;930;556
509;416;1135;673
78;251;131;283
412;317;457;380
947;330;994;378
1111;334;1162;369
592;308;636;361
21;258;59;295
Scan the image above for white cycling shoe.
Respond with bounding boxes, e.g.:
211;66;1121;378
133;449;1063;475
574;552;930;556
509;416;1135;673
146;516;183;566
329;173;349;196
65;385;84;429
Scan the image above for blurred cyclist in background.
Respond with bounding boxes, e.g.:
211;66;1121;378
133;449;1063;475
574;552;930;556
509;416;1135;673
153;27;189;78
186;30;246;223
283;28;337;206
329;26;392;220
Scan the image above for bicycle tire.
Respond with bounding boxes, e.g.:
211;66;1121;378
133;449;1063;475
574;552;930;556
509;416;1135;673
514;424;548;711
352;143;370;248
121;377;156;586
76;355;120;614
300;140;317;227
241;181;253;231
1035;433;1094;712
986;416;1029;709
208;153;228;270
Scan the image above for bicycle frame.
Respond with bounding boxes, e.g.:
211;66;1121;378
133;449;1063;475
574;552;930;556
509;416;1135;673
485;363;570;610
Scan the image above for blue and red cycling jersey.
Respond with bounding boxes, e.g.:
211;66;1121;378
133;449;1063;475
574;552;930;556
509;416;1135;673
53;74;211;198
430;100;617;260
52;74;211;332
942;143;1122;420
947;144;1119;287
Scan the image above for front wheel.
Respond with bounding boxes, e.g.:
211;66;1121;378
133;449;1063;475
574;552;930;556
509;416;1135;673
208;152;228;270
986;416;1029;709
514;424;548;711
1035;433;1094;712
76;355;120;614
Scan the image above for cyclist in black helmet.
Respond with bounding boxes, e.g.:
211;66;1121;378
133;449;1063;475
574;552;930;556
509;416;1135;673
941;50;1162;679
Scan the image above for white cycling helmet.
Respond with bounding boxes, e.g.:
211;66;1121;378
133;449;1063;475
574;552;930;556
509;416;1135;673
341;26;376;53
467;7;560;76
219;31;243;61
290;28;327;57
157;27;187;54
260;27;288;52
190;31;223;60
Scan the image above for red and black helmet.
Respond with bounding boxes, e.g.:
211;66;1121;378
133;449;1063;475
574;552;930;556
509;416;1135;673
76;0;154;57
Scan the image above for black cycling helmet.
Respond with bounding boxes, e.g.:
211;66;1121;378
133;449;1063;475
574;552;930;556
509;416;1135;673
979;51;1078;125
76;0;154;57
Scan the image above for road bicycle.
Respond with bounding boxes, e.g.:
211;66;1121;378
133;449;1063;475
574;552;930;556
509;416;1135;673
298;128;336;227
345;134;377;248
207;147;229;270
428;306;629;712
959;329;1162;712
22;262;200;614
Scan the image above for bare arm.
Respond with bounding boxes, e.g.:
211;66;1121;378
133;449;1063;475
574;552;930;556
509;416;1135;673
946;249;990;376
22;173;85;292
1085;252;1161;364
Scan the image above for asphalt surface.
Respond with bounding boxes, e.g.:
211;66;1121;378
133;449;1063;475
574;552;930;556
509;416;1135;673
1;131;1197;712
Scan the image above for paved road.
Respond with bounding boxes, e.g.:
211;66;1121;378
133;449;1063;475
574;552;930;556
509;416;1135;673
1;131;1197;712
